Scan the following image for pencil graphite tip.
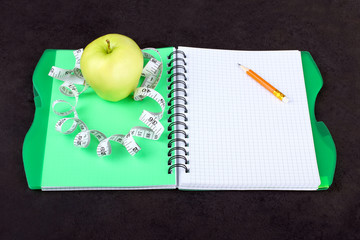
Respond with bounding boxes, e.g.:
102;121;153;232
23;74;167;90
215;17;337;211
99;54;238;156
238;64;249;72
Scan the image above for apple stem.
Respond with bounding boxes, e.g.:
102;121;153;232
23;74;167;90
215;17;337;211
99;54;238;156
106;39;111;54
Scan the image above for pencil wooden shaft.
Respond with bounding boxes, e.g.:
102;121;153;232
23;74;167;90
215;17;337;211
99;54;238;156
247;70;276;93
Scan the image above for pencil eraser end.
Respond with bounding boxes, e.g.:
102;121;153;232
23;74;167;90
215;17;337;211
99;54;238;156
282;97;289;103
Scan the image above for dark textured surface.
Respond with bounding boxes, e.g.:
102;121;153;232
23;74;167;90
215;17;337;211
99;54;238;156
1;0;360;239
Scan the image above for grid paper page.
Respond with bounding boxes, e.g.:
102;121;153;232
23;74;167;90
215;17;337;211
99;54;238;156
178;47;320;190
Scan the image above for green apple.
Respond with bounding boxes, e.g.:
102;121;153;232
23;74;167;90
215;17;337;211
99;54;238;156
80;34;143;102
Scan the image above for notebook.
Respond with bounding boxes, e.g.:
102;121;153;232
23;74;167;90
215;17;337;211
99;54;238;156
22;46;336;191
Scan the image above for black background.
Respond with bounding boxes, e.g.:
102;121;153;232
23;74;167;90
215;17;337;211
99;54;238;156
1;0;359;239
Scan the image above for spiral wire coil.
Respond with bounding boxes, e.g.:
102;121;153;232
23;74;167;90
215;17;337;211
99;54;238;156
167;49;189;174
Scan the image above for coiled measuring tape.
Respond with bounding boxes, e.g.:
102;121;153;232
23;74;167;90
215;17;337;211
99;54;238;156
48;48;165;157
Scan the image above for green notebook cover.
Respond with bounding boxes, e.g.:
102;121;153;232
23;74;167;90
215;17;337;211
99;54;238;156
301;51;336;189
22;48;336;190
23;47;176;190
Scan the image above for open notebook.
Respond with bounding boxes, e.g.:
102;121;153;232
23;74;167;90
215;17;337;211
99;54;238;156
23;46;336;191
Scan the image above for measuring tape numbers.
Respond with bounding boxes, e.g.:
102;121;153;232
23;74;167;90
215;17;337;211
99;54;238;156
48;48;166;157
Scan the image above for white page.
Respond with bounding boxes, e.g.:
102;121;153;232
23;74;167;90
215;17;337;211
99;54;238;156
177;47;320;190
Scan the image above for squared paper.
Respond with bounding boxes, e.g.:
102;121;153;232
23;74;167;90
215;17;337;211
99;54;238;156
178;47;320;190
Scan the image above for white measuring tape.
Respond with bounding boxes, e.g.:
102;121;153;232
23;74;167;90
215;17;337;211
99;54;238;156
48;48;165;157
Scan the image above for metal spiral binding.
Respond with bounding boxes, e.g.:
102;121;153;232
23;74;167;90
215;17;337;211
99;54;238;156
167;48;189;174
167;58;186;67
168;164;189;174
